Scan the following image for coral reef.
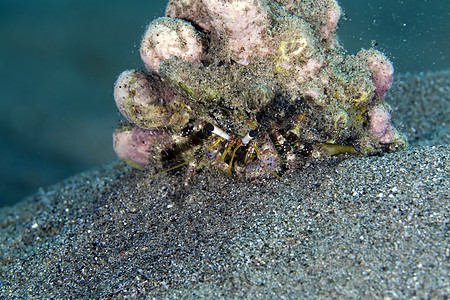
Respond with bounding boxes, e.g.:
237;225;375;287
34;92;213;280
113;0;406;182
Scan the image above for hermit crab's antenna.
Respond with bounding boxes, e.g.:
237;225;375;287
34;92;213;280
221;141;236;162
228;144;240;174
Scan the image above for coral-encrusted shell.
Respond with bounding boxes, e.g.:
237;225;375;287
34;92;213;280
113;0;407;173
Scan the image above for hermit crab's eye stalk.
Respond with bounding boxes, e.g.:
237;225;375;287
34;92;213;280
241;129;258;145
206;123;230;140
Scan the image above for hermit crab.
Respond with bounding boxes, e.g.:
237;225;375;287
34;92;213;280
112;68;312;185
115;118;295;185
112;0;406;185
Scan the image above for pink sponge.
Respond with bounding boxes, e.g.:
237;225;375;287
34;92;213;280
359;49;394;98
368;105;395;144
113;126;172;169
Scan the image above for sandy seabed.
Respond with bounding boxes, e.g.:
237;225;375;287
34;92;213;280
0;71;448;298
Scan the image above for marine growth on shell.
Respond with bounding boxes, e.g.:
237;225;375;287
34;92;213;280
112;0;407;184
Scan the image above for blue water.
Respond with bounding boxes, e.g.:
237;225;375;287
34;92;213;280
0;0;448;207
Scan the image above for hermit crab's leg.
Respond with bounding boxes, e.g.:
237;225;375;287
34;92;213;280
284;131;314;158
149;136;222;182
184;136;223;186
270;129;296;171
184;123;232;184
147;122;218;183
252;145;283;180
184;158;198;186
245;133;282;180
228;129;257;174
206;128;258;176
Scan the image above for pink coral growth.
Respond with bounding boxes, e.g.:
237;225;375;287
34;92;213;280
320;5;341;41
359;49;394;98
368;106;395;144
140;17;204;72
203;0;271;64
113;127;172;169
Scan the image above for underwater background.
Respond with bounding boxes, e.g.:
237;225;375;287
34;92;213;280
0;0;448;207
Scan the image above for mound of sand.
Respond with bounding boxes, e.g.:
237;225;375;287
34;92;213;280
1;71;448;298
